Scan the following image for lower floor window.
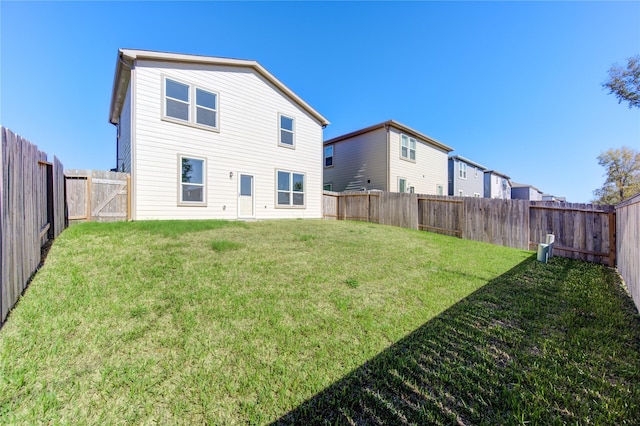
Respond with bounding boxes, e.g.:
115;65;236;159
277;170;305;207
180;155;205;204
398;177;407;193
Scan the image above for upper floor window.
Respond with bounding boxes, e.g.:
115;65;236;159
277;170;305;207
179;155;206;205
324;145;334;167
459;162;467;179
401;135;416;161
279;114;295;147
163;77;218;131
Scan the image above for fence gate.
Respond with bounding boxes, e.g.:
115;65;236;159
65;170;130;222
418;196;464;237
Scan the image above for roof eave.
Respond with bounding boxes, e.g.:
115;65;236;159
324;119;453;152
113;49;329;127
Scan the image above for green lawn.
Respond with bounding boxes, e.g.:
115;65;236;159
1;220;638;424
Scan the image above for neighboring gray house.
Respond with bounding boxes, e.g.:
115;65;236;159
448;155;486;197
511;183;543;201
484;170;511;199
323;120;453;194
542;194;566;202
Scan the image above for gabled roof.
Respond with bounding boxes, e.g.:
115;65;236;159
109;48;330;126
448;155;487;170
511;182;542;193
485;170;511;180
324;120;453;153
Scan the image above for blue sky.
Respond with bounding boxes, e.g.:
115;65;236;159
1;1;639;203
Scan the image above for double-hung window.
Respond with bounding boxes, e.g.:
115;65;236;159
164;77;218;130
459;162;467;179
179;155;206;205
277;170;305;207
401;135;416;161
324;145;334;167
279;114;295;147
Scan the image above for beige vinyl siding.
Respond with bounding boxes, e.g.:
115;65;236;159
323;127;387;192
388;127;448;194
117;85;132;173
131;60;323;220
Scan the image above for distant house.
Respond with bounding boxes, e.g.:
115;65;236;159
484;170;512;199
448;155;486;197
323;120;453;194
109;49;329;220
511;183;543;201
542;194;566;202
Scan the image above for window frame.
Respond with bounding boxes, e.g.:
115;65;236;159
278;113;296;148
177;154;207;206
162;75;219;132
459;162;467;179
400;134;417;162
276;169;306;208
398;177;407;193
324;145;334;168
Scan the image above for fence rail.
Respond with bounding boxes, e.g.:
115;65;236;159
323;191;617;267
1;127;66;324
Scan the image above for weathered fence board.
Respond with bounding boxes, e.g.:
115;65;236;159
324;192;618;266
1;127;66;324
616;193;640;313
65;170;130;222
530;202;615;266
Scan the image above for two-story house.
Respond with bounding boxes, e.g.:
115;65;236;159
109;49;329;220
448;155;486;197
484;170;512;199
511;182;543;201
322;120;453;194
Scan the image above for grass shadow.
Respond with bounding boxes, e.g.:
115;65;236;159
273;256;640;425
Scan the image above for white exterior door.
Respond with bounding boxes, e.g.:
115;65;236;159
238;174;255;218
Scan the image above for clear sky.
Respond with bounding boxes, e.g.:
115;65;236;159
2;1;639;203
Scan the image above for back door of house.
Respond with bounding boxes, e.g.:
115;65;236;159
238;174;255;218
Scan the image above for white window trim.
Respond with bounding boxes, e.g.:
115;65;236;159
324;145;334;168
400;134;417;162
276;169;306;208
459;162;467;180
278;113;296;149
162;75;220;132
177;154;207;206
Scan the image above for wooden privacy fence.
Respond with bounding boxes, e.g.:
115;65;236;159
65;170;130;222
615;193;640;313
323;191;616;266
2;127;66;324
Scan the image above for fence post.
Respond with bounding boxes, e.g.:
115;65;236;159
608;211;616;267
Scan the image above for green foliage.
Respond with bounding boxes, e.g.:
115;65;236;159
603;55;640;108
593;146;640;204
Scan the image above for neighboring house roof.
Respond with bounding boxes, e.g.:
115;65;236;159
323;120;454;153
449;155;487;170
511;182;542;193
485;170;511;180
109;48;330;127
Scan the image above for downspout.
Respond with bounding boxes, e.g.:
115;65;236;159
385;124;390;191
